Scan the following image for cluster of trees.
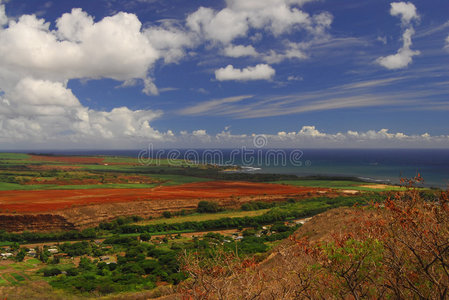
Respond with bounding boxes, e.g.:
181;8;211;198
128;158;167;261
59;241;105;257
241;201;277;211
39;219;300;296
46;237;185;295
0;228;97;243
196;201;221;213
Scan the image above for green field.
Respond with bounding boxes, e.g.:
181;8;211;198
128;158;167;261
0;152;210;191
152;174;212;186
0;153;30;160
135;209;271;226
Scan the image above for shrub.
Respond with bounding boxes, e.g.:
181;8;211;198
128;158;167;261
197;201;221;213
43;267;62;277
66;268;78;276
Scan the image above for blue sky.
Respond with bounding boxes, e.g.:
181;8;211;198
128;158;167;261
0;0;448;149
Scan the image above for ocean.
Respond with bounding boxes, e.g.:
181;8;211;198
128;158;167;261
37;148;449;189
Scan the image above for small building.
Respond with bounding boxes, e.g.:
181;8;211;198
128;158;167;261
1;253;13;259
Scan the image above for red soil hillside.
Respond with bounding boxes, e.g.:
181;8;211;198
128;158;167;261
0;181;333;230
0;181;317;213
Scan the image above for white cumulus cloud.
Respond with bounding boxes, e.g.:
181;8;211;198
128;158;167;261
0;7;180;148
0;0;7;26
186;0;332;52
169;126;449;148
215;64;275;81
390;2;419;25
377;28;420;69
376;2;420;70
263;41;308;63
0;8;161;93
144;22;196;64
0;77;165;147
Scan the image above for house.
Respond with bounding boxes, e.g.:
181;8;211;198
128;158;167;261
100;256;116;264
48;248;58;254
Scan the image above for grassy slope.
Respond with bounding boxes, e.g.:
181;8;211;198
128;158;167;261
134;209;271;226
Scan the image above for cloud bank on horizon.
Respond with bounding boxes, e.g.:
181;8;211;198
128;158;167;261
0;0;448;149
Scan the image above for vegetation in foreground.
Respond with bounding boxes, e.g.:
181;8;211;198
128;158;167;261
0;192;380;298
180;176;449;299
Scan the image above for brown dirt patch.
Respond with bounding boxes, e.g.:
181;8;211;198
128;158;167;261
359;184;390;189
341;189;360;194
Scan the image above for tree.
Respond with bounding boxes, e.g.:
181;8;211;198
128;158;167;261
15;248;26;262
140;232;152;241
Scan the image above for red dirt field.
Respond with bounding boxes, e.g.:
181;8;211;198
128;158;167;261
30;155;105;164
0;181;317;213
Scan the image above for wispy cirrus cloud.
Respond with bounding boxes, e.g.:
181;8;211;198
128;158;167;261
178;74;449;119
178;95;253;116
